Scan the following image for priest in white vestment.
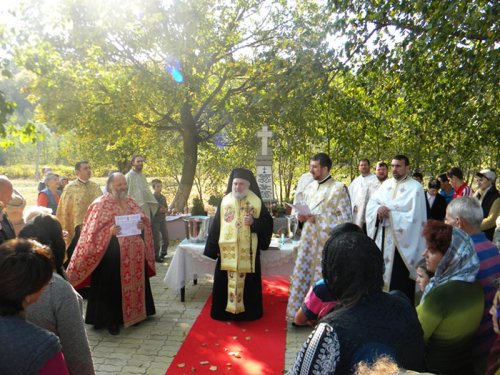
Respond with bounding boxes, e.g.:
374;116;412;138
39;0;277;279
348;159;377;228
286;153;352;322
366;155;427;302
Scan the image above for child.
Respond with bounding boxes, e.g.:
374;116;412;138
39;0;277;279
293;278;337;326
151;179;169;262
293;223;364;326
416;258;432;292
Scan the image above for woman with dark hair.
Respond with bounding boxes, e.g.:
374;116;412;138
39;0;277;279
20;208;66;277
417;219;483;374
19;209;95;375
0;239;68;375
289;231;426;374
293;223;362;326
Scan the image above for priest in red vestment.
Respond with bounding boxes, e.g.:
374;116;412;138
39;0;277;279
66;172;156;335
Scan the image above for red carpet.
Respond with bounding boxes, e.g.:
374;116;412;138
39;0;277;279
166;275;290;375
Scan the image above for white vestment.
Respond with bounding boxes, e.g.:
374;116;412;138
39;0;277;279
286;177;352;322
293;173;314;205
366;176;427;290
291;172;314;218
348;173;377;227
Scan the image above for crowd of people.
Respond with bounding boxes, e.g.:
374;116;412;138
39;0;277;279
286;155;499;375
0;153;499;374
0;157;166;374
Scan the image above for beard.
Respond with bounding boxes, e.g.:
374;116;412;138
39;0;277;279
392;172;404;181
111;189;128;201
233;188;249;200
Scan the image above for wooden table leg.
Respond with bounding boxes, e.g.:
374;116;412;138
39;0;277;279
181;286;185;302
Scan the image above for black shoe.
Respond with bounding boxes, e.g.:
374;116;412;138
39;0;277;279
108;324;120;335
155;256;164;263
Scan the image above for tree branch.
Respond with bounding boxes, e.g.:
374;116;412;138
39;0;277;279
193;68;230;123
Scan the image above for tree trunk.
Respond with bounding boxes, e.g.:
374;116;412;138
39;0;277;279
171;103;199;212
35;137;41;179
117;159;130;174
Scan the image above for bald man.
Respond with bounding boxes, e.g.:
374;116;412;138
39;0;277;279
67;172;156;335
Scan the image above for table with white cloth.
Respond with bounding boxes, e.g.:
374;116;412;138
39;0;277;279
164;238;296;301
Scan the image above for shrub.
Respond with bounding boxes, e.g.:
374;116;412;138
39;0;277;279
208;195;222;207
191;197;207;216
0;164;74;179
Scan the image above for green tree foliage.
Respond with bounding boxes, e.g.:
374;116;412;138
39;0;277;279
2;0;497;201
326;0;499;173
15;0;315;209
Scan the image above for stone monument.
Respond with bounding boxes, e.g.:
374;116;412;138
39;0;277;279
256;125;274;201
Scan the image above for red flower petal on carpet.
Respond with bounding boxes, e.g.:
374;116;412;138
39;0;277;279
165;275;290;374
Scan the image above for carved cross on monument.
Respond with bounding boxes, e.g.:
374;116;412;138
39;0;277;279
256;125;274;201
257;125;273;156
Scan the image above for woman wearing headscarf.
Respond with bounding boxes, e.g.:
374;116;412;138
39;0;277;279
418;219;483;374
289;231;426;374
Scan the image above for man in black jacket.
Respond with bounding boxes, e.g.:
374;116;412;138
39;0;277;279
425;178;447;221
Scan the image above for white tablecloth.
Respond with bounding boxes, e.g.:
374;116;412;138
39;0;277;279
163;239;296;294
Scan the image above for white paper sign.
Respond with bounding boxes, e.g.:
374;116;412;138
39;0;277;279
285;202;311;216
115;214;141;237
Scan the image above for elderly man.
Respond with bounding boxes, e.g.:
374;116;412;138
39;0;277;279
204;168;273;321
0;176;15;244
57;161;102;263
286;153;352;322
125;155;158;220
366;155;427;302
445;197;500;374
67;172;156;335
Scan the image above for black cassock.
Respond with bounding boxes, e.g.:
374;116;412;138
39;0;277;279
85;236;156;328
204;201;273;321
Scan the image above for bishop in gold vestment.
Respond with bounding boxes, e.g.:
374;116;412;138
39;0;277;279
204;168;273;321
